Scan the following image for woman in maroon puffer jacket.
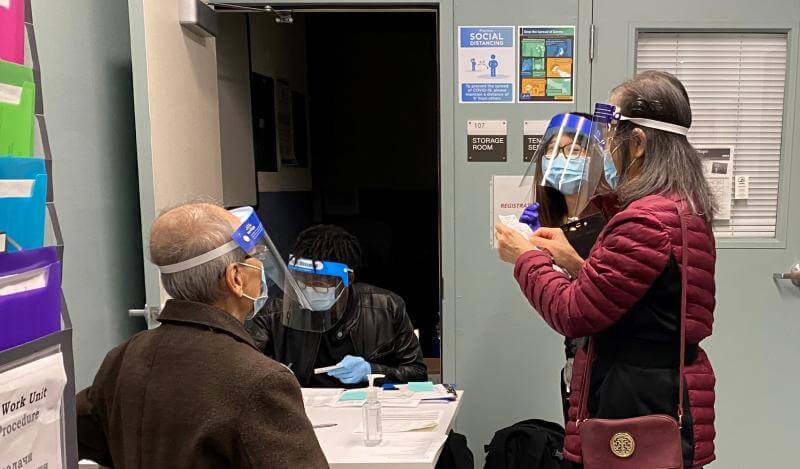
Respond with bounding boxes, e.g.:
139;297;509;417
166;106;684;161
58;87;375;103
496;71;717;469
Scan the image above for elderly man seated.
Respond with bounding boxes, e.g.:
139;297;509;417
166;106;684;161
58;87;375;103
76;202;328;468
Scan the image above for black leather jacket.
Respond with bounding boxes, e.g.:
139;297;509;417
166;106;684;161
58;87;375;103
247;283;427;387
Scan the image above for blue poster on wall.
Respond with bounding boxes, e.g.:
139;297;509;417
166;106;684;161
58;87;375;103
458;26;516;103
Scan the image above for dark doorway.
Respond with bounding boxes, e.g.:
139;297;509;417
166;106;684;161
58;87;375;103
305;12;441;358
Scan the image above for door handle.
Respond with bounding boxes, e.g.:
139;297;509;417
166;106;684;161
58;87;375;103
773;263;800;287
129;304;162;327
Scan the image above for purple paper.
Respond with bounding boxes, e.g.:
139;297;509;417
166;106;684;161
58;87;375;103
0;247;61;351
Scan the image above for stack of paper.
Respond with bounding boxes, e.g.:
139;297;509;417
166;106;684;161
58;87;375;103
339;434;449;462
355;409;442;433
302;388;341;407
301;388;422;408
334;392;421;408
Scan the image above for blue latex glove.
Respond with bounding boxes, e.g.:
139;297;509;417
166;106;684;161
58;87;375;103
519;203;541;231
328;355;372;384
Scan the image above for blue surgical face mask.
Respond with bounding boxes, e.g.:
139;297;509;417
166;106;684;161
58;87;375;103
541;155;586;195
240;263;268;320
604;150;619;189
303;287;338;312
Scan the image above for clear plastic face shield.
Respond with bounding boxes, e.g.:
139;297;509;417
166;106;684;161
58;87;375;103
554;103;690;257
282;257;353;332
592;102;691;189
154;206;316;319
521;112;605;220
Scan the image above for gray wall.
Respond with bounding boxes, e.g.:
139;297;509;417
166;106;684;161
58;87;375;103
451;2;589;462
217;14;257;207
31;0;145;389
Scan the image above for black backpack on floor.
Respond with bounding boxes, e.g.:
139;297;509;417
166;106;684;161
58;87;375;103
483;419;570;469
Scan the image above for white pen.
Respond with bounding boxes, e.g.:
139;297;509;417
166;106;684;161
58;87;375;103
313;423;338;429
314;364;341;374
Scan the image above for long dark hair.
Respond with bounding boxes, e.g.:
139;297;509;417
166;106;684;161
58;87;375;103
536;186;568;228
533;112;594;228
611;71;716;221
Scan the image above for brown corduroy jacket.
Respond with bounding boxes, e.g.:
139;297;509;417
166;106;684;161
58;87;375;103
76;299;328;469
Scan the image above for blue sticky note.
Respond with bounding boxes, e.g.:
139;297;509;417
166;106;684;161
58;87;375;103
408;381;435;393
339;390;367;401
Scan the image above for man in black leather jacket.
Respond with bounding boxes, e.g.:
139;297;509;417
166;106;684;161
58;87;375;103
247;225;427;387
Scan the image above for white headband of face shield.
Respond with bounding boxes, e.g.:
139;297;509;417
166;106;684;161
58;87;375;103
155;206;262;275
156;240;240;274
616;114;690;136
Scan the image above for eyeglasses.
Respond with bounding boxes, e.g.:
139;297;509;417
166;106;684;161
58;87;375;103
543;141;588;159
292;271;340;292
295;280;336;293
238;260;264;273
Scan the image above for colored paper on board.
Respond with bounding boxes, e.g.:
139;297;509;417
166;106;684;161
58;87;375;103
0;156;47;250
0;0;26;64
0;60;36;156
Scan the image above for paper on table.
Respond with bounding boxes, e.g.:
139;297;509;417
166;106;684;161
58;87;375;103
302;388;343;407
339;390;367;401
355;409;442;433
334;397;421;408
301;387;423;408
408;381;435;393
409;384;455;401
305;394;335;407
341;434;449;462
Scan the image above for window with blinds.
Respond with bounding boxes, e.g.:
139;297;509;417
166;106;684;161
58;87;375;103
636;32;788;239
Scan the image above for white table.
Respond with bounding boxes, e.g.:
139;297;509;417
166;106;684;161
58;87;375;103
303;388;464;469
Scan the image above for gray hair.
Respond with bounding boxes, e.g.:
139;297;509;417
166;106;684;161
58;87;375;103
612;71;716;221
148;202;246;304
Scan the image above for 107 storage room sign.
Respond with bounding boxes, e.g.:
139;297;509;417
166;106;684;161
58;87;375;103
467;120;507;162
0;352;67;469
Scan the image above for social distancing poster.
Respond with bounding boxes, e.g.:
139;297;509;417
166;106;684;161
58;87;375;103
518;26;576;103
458;27;516;103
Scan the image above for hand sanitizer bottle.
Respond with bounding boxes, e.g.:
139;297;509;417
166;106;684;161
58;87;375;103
363;373;385;446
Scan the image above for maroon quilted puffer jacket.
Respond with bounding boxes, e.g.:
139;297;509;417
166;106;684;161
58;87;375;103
514;193;716;468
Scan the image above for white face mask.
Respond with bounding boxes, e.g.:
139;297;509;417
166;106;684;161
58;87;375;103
302;286;338;311
239;262;268;320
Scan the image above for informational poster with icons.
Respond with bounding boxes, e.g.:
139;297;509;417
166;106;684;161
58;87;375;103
518;26;575;103
458;26;516;103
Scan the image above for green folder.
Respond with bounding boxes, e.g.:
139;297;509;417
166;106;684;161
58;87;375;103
0;60;35;157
